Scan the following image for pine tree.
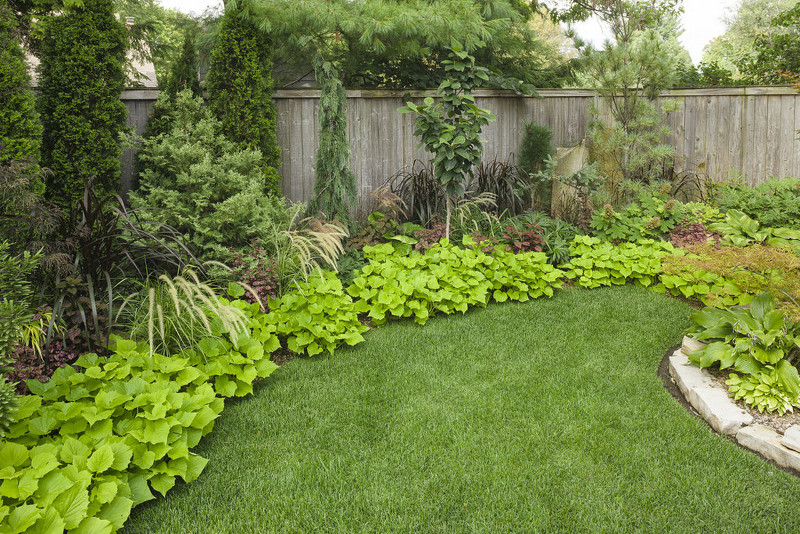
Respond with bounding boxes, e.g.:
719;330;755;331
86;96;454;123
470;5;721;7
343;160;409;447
0;5;41;166
206;5;280;194
37;0;128;205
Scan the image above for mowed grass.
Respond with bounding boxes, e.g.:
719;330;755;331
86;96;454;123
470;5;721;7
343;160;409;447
122;286;800;533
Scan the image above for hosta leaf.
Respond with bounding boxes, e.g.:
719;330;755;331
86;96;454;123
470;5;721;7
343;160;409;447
776;360;800;397
749;292;774;322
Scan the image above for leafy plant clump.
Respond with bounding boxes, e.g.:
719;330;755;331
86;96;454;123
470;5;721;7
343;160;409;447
348;239;564;326
560;235;677;289
709;210;800;255
130;90;291;262
264;270;369;356
0;309;280;533
712;177;800;230
688;293;800;415
590;194;720;242
660;243;800;317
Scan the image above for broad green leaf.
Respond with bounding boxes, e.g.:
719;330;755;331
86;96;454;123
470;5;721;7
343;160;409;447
87;444;115;474
749;292;774;322
5;504;41;534
35;470;72;507
776;360;800;397
71;516;113;534
97;496;133;529
30;506;65;534
93;481;118;504
0;442;29;468
52;484;90;529
127;474;155;505
149;473;176;496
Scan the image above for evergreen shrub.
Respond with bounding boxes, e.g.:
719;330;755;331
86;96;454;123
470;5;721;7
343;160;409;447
130;91;291;261
206;5;280;194
37;0;128;205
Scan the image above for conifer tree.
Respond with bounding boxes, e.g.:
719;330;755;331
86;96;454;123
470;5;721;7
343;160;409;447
139;29;201;145
37;0;128;205
307;58;356;227
163;29;201;99
206;5;280;194
0;5;41;166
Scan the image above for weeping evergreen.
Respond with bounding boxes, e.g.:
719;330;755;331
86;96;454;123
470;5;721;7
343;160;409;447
307;58;356;227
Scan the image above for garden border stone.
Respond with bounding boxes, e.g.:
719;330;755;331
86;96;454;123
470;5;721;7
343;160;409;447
669;336;800;473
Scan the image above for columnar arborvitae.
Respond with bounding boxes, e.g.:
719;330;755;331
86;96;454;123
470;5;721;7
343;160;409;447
205;5;281;194
307;57;356;227
37;0;128;205
0;5;41;165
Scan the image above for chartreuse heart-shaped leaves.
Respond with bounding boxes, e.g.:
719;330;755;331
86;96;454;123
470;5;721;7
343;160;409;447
349;239;563;327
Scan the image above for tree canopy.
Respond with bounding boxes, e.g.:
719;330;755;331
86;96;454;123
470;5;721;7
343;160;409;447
243;0;577;89
701;0;796;80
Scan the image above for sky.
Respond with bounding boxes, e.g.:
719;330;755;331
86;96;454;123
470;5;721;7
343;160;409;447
157;0;742;65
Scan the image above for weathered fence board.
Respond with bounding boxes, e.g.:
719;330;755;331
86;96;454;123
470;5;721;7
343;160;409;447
121;86;800;203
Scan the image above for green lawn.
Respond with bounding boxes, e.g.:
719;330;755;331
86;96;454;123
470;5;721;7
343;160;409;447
122;286;800;533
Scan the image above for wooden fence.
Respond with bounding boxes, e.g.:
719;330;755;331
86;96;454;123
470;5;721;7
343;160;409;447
122;86;800;202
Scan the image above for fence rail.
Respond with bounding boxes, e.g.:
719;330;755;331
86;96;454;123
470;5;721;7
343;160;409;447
121;86;800;202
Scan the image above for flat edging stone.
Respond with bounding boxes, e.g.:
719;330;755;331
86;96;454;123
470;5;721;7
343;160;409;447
670;336;800;473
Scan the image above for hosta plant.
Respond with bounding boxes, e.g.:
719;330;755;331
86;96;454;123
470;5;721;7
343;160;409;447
710;210;800;254
687;293;800;414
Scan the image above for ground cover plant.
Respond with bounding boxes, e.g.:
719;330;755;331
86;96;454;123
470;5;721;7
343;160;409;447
121;286;800;533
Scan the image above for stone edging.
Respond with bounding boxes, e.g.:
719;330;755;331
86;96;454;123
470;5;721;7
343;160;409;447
669;336;800;472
